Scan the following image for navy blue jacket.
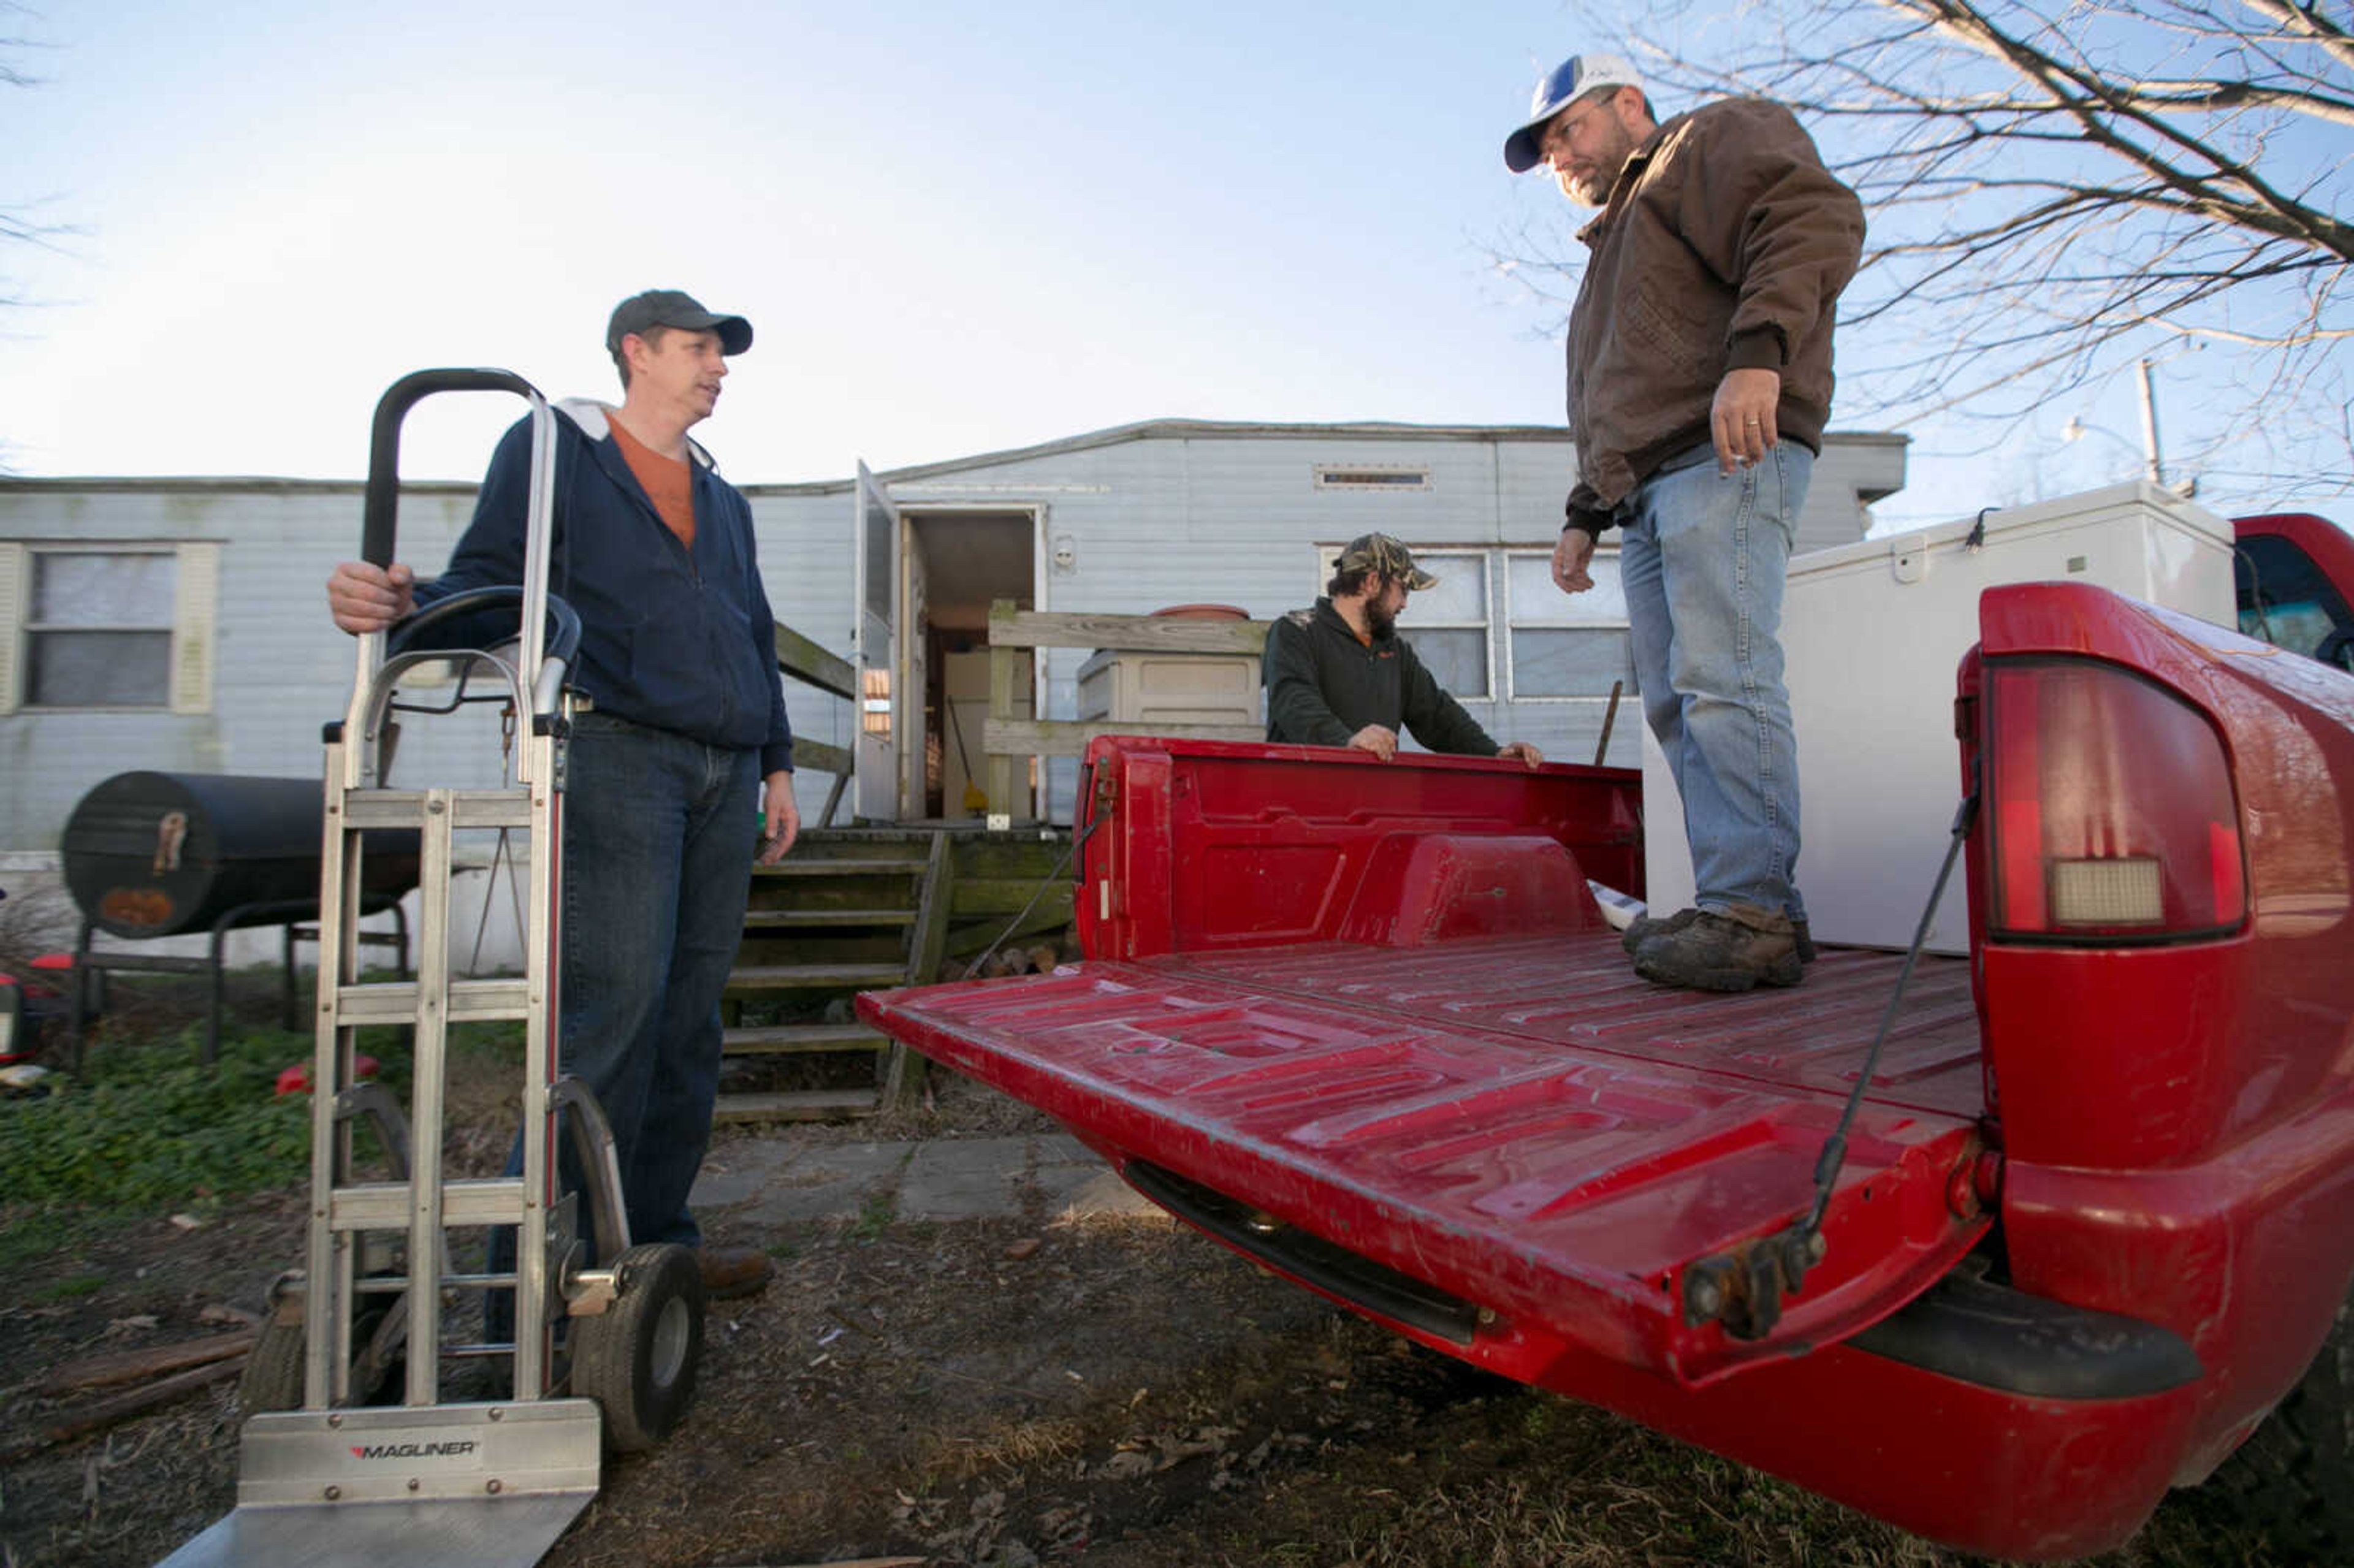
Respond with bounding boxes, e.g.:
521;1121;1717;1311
415;401;793;776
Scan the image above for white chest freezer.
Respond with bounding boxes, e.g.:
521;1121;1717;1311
1640;481;2238;954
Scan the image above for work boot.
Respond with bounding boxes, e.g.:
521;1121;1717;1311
1621;905;1701;957
699;1245;774;1301
1625;906;1814;964
1633;904;1803;992
1633;908;1814;962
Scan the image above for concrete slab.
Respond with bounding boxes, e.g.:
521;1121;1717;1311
686;1137;802;1209
1048;1166;1164;1220
1035;1132;1095;1165
899;1136;1033;1220
690;1130;1170;1228
1033;1134;1162;1218
707;1140;912;1224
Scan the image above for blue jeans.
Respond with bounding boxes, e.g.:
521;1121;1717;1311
553;712;760;1248
1619;443;1811;922
497;715;757;1265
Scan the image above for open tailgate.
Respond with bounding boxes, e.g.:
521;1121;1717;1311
861;931;1990;1388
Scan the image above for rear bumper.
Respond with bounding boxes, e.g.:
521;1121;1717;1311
1112;1147;2206;1563
1850;1269;2201;1400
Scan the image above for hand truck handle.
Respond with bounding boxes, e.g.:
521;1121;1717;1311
386;584;584;670
361;368;541;567
343;368;562;787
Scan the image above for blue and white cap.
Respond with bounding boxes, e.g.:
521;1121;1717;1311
1503;52;1647;173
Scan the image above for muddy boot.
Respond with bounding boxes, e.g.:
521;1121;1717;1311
1794;918;1817;965
1634;904;1803;992
1621;905;1702;957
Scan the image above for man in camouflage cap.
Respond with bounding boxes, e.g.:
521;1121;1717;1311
1263;533;1543;766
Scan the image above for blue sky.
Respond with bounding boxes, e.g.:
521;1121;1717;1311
3;0;2344;533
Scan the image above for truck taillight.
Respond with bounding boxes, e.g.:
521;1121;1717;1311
1986;660;2245;941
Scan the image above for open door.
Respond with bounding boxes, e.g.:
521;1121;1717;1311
900;534;929;818
853;462;899;823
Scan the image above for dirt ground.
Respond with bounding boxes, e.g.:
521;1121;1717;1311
0;1057;2297;1568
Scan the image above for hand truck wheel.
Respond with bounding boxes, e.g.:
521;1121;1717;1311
569;1243;704;1452
238;1313;308;1412
237;1271;410;1413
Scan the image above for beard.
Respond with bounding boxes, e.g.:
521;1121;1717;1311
1365;599;1398;641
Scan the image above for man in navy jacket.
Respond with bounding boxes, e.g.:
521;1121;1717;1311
327;289;793;1300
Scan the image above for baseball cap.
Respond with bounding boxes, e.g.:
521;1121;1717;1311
604;289;753;357
1503;52;1647;173
1337;534;1439;592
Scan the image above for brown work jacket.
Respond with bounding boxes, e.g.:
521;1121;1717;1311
1563;97;1865;534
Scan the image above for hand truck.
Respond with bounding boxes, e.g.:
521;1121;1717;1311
161;369;704;1568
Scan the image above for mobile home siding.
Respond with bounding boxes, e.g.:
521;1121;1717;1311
4;421;1902;851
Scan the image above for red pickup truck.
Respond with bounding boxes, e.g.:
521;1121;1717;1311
861;513;2354;1561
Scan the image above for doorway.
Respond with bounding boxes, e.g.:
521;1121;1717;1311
904;510;1037;823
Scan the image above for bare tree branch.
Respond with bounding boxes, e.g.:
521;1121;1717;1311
2;3;67;473
2238;0;2354;76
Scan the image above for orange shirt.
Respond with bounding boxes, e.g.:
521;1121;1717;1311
608;415;696;551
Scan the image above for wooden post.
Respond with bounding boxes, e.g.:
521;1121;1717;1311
974;599;1272;822
987;615;1032;821
883;832;956;1111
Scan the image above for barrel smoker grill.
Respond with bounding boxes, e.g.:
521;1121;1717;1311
65;771;420;937
61;771;419;1062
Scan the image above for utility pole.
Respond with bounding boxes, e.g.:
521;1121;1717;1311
2135;358;2165;487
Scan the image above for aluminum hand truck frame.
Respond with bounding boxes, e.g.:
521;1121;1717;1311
162;369;703;1568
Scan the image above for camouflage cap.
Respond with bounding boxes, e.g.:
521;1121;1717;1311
1336;533;1439;592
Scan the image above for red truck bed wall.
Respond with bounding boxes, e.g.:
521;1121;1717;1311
1074;740;1644;962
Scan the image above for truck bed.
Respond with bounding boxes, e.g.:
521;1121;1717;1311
1161;929;1983;1117
865;925;1989;1387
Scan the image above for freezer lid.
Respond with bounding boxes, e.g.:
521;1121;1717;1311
860;945;1990;1388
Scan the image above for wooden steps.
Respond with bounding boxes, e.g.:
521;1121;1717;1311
714;831;951;1125
714;825;1077;1127
743;908;918;929
720;1022;891;1055
754;857;928;877
711;1089;885;1125
723;962;909;994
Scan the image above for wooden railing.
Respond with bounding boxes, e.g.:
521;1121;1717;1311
773;620;856;824
980;599;1271;816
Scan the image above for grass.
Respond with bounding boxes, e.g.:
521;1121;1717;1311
918;1414;1089;1483
0;1024;314;1211
0;974;527;1258
851;1190;899;1242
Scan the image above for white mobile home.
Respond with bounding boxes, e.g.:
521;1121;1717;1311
744;419;1905;825
1;418;1906;867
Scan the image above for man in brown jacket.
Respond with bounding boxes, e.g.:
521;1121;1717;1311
1504;51;1864;992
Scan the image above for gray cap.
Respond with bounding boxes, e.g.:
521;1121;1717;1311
605;289;753;357
1503;52;1647;173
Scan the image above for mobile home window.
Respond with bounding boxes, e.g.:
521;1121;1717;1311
1505;550;1634;700
28;550;177;707
1396;550;1490;700
0;541;216;714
